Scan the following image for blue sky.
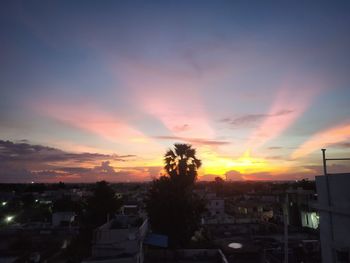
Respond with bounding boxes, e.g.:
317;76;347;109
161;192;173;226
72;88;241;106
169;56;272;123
1;1;350;182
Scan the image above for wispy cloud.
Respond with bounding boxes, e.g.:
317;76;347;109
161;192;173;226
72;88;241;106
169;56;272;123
154;135;231;146
303;163;350;175
332;142;350;148
268;146;283;150
172;124;191;132
114;57;215;138
246;82;322;149
292;123;350;159
264;155;285;160
222;109;294;127
33;102;148;143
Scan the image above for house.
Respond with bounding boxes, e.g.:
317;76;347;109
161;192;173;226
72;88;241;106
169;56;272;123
207;196;225;217
52;212;76;227
87;215;148;263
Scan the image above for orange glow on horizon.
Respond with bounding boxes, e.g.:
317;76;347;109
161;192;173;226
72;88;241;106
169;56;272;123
200;149;277;177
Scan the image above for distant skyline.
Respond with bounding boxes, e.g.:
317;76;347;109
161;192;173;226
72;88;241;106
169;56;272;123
1;1;350;182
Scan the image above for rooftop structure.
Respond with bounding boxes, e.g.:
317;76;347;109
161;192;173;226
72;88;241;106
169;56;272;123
88;215;148;263
316;173;350;262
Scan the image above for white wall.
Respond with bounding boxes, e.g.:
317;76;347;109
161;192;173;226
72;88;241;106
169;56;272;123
207;199;225;216
316;174;350;263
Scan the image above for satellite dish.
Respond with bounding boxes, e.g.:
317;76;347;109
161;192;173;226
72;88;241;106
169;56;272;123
228;242;243;249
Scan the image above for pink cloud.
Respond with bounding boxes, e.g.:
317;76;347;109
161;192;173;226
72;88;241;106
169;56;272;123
113;58;216;138
292;122;350;159
34;102;147;143
247;80;321;149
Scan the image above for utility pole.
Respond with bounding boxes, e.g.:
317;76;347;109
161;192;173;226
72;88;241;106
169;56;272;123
322;149;334;239
321;149;335;262
321;149;327;176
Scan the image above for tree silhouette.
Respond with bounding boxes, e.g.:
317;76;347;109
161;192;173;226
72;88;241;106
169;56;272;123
146;144;205;247
214;176;224;197
164;143;202;186
85;181;122;227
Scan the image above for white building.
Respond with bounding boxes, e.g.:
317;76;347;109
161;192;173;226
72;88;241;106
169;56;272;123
316;173;350;263
52;212;76;227
89;215;148;263
206;194;225;217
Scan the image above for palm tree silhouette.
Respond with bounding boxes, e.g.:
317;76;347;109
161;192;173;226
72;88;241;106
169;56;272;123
146;144;205;247
164;143;201;185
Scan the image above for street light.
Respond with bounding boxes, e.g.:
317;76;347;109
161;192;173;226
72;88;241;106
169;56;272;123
5;215;14;223
1;201;7;206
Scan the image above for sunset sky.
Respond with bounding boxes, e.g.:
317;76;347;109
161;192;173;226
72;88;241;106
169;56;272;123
1;1;350;183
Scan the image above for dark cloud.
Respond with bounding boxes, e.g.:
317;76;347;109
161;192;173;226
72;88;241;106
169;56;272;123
58;167;92;174
2;161;159;183
93;161;117;175
48;163;161;182
0;140;136;163
199;174;223;181
268;146;283;150
225;170;244;181
0;164;34;183
0;140;140;182
304;163;350;175
221;109;294;127
333;142;350;148
54;161;118;177
154;136;230;146
223;114;267;126
265;155;285;160
31;170;67;178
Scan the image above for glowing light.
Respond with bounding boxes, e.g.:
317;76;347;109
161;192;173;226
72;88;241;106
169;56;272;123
5;216;14;223
202;149;270;176
1;202;7;206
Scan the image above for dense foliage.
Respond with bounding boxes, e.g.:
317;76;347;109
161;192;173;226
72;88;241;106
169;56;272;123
85;181;122;227
146;144;205;247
